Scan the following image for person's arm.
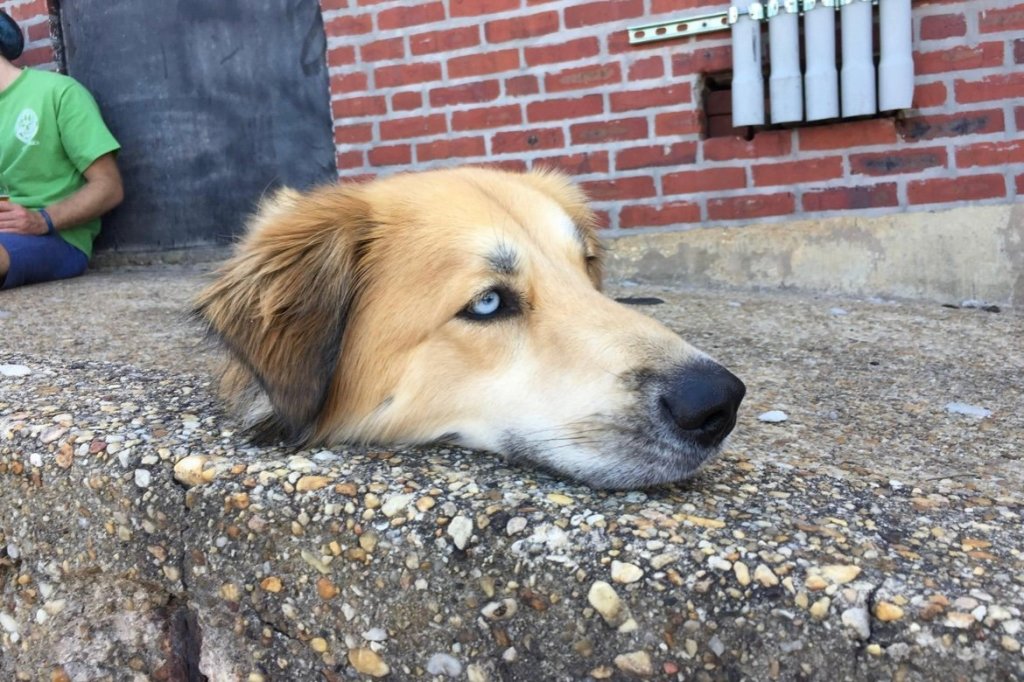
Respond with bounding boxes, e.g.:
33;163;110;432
0;152;123;235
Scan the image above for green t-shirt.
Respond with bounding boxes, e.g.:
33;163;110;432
0;69;120;258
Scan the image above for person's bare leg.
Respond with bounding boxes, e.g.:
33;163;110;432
0;244;9;280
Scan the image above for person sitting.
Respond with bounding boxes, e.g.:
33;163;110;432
0;10;123;290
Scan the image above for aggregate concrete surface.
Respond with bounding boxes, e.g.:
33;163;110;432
1;264;1022;681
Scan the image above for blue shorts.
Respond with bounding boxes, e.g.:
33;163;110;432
0;232;89;290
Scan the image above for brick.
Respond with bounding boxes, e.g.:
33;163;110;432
451;105;522;131
533;151;610;176
798;119;897;151
672;45;732;76
1017;173;1024;195
430;81;501;107
1017;105;1024;131
752;157;843;187
327;45;356;68
570;117;648;145
706;115;746;139
330;72;368;94
955;73;1024;103
850;148;947;176
979;4;1024;33
485;11;560;42
506;75;540;96
26;21;50;42
320;0;347;9
606;30;634;56
620;201;701;228
545;63;622;93
610;84;692;112
449;49;520;78
450;0;519;16
368;145;413;167
337;150;364;170
484;159;530;173
914;43;1004;75
325;13;372;35
616;142;698;171
411;26;480;55
919;13;967;40
491;128;565;154
655;111;702;136
1016;38;1024;64
375;62;442;88
580;177;657;201
704;89;731;116
955;140;1024;168
417;137;487;162
907;174;1007;204
8;0;47;22
379;114;446;140
898;109;1004;141
912;81;947;108
524;37;601;66
651;0;706;12
703;131;791;161
802;184;899;212
527;95;604;123
628;56;665;80
334;123;373;145
707;193;796;221
332;95;387;118
378;1;446;29
392;91;423;111
565;0;644;28
663;167;746;194
361;38;404;62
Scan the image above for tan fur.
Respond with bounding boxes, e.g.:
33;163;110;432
196;166;741;488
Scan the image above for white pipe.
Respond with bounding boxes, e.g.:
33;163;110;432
803;1;839;121
731;0;765;126
878;0;914;111
841;0;877;117
768;1;803;123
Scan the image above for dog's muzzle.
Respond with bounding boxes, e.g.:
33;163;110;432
659;361;746;448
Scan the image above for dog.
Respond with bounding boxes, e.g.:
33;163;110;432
194;166;745;489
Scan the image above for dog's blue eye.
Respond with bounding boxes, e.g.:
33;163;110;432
472;291;501;316
459;287;519;322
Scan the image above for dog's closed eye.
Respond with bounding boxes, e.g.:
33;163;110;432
458;286;522;322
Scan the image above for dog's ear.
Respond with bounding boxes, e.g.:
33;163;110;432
521;168;605;289
194;185;372;442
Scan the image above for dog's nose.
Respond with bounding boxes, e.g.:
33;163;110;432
660;362;746;447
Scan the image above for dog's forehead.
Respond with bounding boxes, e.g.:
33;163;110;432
460;173;585;251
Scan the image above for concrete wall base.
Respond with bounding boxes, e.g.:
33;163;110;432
605;203;1024;306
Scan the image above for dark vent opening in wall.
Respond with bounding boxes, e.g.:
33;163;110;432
702;72;753;140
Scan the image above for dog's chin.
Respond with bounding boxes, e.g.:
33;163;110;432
497;430;722;491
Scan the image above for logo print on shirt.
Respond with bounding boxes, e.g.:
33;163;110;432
15;108;40;146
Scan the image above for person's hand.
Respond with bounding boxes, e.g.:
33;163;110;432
0;202;49;235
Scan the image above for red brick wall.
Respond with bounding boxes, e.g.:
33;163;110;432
8;0;1021;233
1;0;56;69
322;0;1024;231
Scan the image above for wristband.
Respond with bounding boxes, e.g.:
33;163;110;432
38;208;56;235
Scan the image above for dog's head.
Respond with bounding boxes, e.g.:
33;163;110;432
195;167;744;489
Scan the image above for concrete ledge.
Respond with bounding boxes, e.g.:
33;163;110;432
605;203;1024;306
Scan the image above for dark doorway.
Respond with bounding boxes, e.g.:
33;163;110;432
59;0;336;251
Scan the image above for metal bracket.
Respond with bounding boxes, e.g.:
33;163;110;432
627;12;731;44
627;0;876;44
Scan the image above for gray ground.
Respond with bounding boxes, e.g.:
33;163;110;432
1;264;1022;681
